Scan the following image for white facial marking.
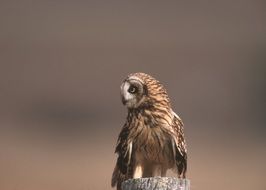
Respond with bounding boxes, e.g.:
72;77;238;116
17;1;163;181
123;82;135;102
121;77;144;108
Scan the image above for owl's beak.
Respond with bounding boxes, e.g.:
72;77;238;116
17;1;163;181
121;96;127;105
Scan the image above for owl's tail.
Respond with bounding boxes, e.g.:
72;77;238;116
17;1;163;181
111;165;125;190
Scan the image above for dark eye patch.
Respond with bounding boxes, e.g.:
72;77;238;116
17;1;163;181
128;85;138;94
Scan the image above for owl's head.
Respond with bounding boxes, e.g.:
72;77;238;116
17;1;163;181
120;73;170;109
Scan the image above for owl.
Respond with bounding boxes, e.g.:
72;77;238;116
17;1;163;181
111;73;187;190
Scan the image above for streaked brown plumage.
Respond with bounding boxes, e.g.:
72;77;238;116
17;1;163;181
111;73;187;190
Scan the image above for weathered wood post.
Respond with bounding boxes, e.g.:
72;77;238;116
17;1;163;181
122;177;190;190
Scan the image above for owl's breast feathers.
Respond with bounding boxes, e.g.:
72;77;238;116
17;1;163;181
127;109;175;162
112;108;187;189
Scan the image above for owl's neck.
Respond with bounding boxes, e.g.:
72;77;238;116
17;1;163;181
127;103;173;128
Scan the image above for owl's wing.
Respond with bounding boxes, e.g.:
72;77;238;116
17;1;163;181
111;124;133;190
171;112;187;178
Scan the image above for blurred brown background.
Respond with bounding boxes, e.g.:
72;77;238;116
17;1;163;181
0;1;265;190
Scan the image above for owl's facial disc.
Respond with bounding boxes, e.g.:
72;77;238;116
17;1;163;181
121;77;145;108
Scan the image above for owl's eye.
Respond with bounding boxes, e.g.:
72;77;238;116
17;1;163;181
128;85;138;94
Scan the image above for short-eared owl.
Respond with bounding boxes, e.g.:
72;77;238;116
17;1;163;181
111;73;187;190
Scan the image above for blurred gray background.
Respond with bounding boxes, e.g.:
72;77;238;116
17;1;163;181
0;1;265;190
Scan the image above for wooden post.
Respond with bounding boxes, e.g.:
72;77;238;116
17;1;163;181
122;177;190;190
